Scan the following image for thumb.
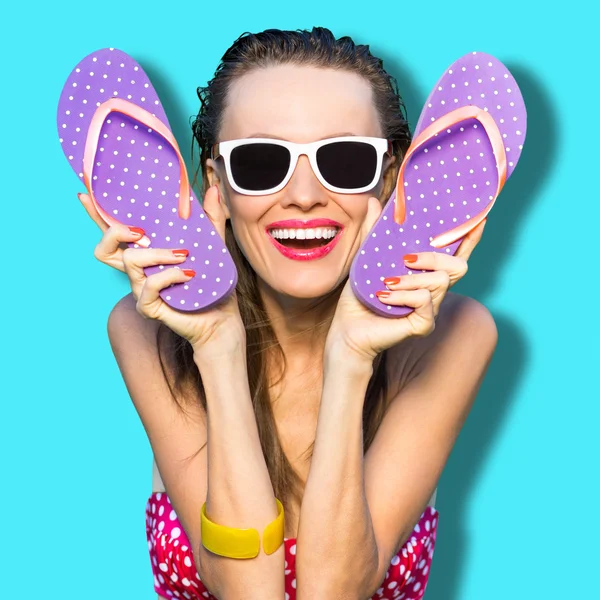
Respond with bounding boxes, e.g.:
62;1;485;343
361;196;382;243
78;192;109;233
202;185;228;242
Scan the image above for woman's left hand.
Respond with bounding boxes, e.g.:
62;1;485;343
325;197;487;362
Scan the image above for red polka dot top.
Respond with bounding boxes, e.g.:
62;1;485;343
146;492;439;599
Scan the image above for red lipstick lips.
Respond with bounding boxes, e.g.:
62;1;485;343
265;219;344;261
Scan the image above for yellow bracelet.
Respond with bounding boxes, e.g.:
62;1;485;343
200;498;285;559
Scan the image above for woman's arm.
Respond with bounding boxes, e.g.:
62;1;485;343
294;345;377;599
295;294;498;599
193;342;285;598
108;294;284;599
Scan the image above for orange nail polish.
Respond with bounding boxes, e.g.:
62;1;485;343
182;269;196;277
403;254;418;263
383;276;401;286
172;249;189;257
129;226;145;236
375;291;391;298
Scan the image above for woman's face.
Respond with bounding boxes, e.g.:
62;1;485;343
207;64;394;300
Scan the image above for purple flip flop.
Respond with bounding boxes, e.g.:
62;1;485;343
350;51;527;317
57;48;237;312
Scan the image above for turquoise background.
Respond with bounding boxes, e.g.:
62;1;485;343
2;0;597;597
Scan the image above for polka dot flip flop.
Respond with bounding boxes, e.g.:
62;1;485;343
350;51;526;317
57;48;238;312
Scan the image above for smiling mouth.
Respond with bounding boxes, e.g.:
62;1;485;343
267;227;341;249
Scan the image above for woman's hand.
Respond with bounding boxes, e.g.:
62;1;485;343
79;185;244;353
326;197;486;362
77;190;147;272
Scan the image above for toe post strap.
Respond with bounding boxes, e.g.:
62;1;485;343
394;105;507;248
82;98;192;248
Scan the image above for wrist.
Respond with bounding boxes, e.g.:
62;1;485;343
192;342;251;406
324;339;374;376
192;325;246;368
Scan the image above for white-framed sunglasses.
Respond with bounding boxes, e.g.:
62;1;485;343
211;136;392;196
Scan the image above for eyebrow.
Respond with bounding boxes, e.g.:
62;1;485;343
247;132;360;140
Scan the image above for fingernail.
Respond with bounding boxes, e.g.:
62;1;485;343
375;291;391;298
77;192;82;200
383;276;401;286
403;254;418;263
172;249;189;257
182;269;196;277
129;226;145;237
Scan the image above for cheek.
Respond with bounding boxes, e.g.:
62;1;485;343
229;197;264;225
338;193;371;223
226;192;271;246
220;179;252;223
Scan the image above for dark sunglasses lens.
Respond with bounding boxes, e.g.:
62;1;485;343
230;143;290;191
317;141;378;189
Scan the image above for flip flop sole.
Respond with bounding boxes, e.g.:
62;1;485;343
350;52;526;317
57;48;237;312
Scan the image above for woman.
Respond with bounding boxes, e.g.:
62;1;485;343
79;27;497;599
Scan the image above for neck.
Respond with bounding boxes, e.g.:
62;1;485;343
257;278;343;372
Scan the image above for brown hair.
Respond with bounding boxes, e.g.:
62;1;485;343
157;27;412;522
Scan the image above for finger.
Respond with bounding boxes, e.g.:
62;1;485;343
381;271;450;317
77;192;109;233
402;252;468;287
383;270;450;297
455;218;487;261
136;267;196;320
94;225;148;272
122;247;190;296
375;288;435;337
202;185;228;242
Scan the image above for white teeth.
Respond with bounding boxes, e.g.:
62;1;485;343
269;227;339;240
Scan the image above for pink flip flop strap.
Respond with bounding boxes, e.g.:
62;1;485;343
394;105;507;248
82;98;192;248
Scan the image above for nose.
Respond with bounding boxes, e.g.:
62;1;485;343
278;154;328;211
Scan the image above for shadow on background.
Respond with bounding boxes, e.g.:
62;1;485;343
425;314;526;598
378;51;426;133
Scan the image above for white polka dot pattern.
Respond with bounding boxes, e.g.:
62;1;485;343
146;492;439;599
350;52;527;317
57;48;237;312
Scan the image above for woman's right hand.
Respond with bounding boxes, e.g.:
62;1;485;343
78;185;245;353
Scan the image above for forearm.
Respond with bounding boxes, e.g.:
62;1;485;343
194;341;285;599
295;346;379;599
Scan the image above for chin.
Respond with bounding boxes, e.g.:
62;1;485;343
265;271;345;301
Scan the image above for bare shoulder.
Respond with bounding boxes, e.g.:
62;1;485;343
435;291;497;338
106;293;209;566
108;292;161;347
106;292;205;420
386;292;498;388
